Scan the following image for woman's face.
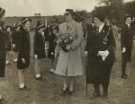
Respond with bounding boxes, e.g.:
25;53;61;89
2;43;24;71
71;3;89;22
105;18;110;26
64;12;72;22
52;29;57;34
125;17;132;25
38;28;44;34
16;26;21;31
7;27;11;32
94;17;101;27
24;21;31;31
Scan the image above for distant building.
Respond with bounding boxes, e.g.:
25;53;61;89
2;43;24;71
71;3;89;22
34;13;41;17
5;15;64;26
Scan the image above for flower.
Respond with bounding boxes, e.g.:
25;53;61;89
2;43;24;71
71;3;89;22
59;33;73;52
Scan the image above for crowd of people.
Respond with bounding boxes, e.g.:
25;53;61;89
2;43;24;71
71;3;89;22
0;7;135;103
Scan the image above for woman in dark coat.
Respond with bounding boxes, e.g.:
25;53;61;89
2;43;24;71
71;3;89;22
34;24;45;79
0;7;6;102
17;18;31;89
121;16;135;79
86;16;115;97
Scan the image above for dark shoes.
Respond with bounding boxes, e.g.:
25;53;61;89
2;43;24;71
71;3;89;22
19;85;27;90
61;88;74;96
102;92;108;98
92;90;108;98
61;88;68;96
93;92;101;98
0;97;5;104
35;74;43;80
35;76;43;80
121;74;128;79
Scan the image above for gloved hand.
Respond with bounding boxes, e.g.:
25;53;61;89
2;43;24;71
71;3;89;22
21;58;26;63
98;50;109;61
122;47;126;53
34;54;38;59
84;51;88;56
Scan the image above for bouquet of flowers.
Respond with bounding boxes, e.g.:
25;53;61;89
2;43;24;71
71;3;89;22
58;33;73;52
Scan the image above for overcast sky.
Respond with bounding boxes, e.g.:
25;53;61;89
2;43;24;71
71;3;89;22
0;0;134;17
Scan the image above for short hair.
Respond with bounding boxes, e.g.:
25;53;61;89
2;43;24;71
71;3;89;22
94;15;106;22
21;18;32;25
92;11;108;22
6;26;12;30
65;9;75;17
124;14;132;21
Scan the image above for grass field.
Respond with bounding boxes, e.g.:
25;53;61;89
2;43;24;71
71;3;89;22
1;40;135;104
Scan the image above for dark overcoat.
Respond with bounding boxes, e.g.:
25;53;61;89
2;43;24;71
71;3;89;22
0;27;6;77
121;24;135;62
34;31;45;59
86;24;115;84
44;28;56;59
12;30;20;52
5;31;12;51
17;29;30;69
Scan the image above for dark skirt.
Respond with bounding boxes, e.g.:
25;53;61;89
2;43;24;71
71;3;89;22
17;52;30;70
86;55;114;84
36;50;45;59
0;52;6;77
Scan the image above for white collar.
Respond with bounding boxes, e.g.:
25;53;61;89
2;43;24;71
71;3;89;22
99;23;105;33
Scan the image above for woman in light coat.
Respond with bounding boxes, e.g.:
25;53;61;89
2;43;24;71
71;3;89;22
55;9;84;95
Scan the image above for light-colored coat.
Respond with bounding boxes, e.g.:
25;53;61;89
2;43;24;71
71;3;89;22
55;21;84;77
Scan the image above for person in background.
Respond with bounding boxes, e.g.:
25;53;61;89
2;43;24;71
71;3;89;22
48;25;58;73
17;18;31;89
44;25;51;58
0;7;6;102
121;16;135;79
5;26;13;65
86;15;115;98
34;23;45;80
12;23;22;63
55;9;84;95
